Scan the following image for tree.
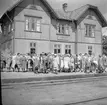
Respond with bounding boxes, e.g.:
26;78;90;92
1;48;12;62
102;35;107;55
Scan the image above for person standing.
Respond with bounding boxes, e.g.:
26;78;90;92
33;54;39;74
60;55;64;72
52;54;59;74
27;55;33;72
63;54;70;72
69;54;74;72
21;54;27;72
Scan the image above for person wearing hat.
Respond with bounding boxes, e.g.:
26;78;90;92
63;54;70;72
74;54;79;72
52;54;59;74
42;53;48;73
33;53;39;74
69;54;74;72
60;54;64;72
39;53;44;73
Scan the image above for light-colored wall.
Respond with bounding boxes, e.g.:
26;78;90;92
78;43;101;56
77;10;102;43
14;38;75;55
50;41;75;55
77;10;102;55
51;19;75;42
13;0;76;54
7;0;102;55
14;39;50;54
14;0;51;40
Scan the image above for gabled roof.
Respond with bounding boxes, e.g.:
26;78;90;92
0;0;23;18
0;0;107;27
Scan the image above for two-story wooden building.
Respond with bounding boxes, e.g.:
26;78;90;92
0;0;107;56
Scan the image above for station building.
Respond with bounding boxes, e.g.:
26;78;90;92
0;0;107;56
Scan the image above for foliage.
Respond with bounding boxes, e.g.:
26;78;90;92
1;48;12;61
102;35;107;55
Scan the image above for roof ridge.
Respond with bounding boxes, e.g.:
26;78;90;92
68;4;90;13
53;4;89;13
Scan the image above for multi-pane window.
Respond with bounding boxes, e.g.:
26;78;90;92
54;44;61;54
25;16;41;32
8;22;13;33
30;42;36;54
3;25;7;35
65;25;69;34
57;24;69;35
88;46;92;55
36;19;41;32
65;45;71;54
85;24;95;37
25;17;30;30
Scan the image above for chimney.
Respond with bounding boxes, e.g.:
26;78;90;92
63;3;68;12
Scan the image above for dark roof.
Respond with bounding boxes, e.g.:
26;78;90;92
0;0;107;27
0;0;23;18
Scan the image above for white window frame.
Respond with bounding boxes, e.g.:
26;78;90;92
30;42;36;54
85;24;95;37
65;45;71;54
54;44;61;54
25;16;41;32
57;23;69;35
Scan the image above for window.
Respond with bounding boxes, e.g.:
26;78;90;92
25;17;30;30
30;48;36;54
57;23;69;35
25;16;41;32
54;44;61;54
65;45;71;54
8;22;13;33
85;24;95;37
91;25;95;37
88;46;92;55
31;18;35;31
36;19;41;32
30;42;36;54
65;25;69;34
3;25;7;35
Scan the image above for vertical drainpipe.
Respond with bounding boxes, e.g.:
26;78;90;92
74;20;78;54
49;18;51;53
101;26;103;55
13;20;15;55
13;9;15;55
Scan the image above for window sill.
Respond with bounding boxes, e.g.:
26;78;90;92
56;33;70;36
24;30;42;33
85;36;95;38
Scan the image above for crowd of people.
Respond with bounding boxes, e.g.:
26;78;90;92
1;52;107;74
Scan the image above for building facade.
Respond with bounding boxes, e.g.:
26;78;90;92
0;0;107;56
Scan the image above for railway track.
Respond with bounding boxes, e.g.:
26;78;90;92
65;96;107;105
2;75;107;91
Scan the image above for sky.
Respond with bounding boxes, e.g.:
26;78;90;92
0;0;107;35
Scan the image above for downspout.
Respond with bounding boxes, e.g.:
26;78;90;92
13;9;16;55
74;20;78;54
49;18;51;53
101;27;103;55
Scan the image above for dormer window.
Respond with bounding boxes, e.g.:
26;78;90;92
85;24;95;37
57;23;69;35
